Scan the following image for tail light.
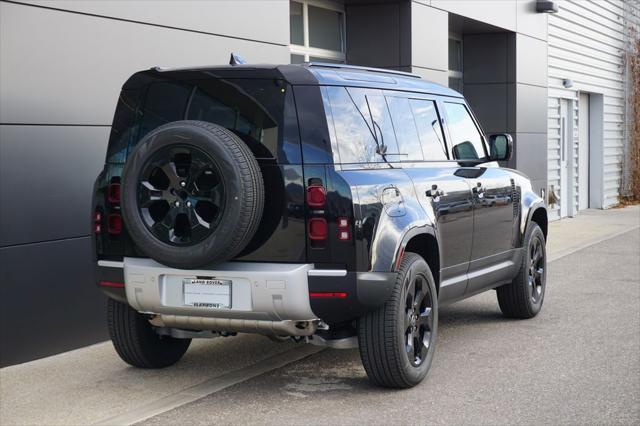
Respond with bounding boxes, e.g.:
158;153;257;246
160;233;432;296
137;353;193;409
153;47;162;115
308;218;328;240
107;213;122;235
306;185;326;208
94;211;102;234
337;217;350;240
108;183;121;204
310;292;348;298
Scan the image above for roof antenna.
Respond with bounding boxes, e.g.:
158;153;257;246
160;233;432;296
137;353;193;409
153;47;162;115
229;53;247;66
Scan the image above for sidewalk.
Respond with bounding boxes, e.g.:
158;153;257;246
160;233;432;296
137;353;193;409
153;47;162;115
1;206;638;426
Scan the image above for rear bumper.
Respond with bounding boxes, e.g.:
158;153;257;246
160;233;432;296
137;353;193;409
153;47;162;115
96;258;397;325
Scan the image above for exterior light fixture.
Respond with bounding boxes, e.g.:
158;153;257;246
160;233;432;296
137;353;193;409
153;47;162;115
562;79;573;88
536;0;558;13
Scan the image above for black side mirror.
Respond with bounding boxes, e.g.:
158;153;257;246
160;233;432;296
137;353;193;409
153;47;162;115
488;133;513;162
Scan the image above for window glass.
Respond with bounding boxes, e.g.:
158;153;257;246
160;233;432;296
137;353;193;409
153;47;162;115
309;56;344;64
443;102;486;160
386;97;423;161
409;99;448;161
308;5;344;52
106;89;141;163
135;79;300;163
448;38;462;72
138;82;192;140
290;54;305;64
325;86;389;166
290;1;304;45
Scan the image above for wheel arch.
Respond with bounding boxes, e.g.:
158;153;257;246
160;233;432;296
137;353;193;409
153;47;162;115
403;233;441;293
530;207;548;240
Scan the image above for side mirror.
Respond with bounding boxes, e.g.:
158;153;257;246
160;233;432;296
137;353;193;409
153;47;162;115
488;133;513;162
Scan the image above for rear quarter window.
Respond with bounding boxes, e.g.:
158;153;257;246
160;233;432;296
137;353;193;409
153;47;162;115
128;78;300;164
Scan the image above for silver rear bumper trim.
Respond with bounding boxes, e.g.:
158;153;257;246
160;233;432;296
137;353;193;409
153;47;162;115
98;260;125;268
307;269;347;277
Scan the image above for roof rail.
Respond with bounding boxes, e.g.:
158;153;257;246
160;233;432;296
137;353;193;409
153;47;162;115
306;62;421;79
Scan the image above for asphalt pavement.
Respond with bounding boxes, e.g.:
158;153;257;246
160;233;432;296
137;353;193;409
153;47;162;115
138;228;640;425
1;206;639;426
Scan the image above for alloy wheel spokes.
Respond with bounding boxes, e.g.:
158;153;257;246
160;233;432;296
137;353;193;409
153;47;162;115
404;272;433;367
137;146;225;246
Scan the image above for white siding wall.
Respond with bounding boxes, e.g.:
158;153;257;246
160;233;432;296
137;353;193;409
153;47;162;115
547;0;628;219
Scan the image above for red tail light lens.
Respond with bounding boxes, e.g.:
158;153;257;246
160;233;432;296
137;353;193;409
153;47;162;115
308;217;328;240
310;292;348;298
108;183;121;204
99;281;125;288
107;213;122;235
306;185;326;208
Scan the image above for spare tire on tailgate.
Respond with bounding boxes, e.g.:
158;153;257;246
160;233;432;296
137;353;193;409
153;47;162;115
121;120;264;269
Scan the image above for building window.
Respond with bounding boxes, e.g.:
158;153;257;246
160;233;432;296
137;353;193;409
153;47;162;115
290;1;346;64
448;37;463;93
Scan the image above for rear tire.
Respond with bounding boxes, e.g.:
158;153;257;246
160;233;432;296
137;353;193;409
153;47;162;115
107;298;191;368
497;222;547;319
357;253;438;388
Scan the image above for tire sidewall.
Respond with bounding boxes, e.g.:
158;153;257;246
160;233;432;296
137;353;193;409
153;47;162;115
396;255;438;385
523;224;547;314
121;122;252;268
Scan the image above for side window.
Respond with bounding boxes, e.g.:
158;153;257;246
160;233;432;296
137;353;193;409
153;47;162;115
443;102;486;160
386;96;423;161
409;99;448;161
138;82;192;140
325;86;396;166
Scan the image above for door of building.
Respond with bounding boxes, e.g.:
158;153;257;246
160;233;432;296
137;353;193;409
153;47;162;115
560;99;570;218
578;93;590;210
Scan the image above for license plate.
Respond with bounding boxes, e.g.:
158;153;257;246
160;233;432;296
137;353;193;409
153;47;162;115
183;278;232;309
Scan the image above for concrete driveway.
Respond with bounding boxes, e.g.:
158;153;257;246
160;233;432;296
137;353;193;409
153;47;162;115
1;206;639;425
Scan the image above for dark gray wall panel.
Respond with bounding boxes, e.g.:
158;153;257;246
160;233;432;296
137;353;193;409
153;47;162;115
463;83;509;134
463;33;511;84
346;3;404;68
0;237;107;367
0;125;109;247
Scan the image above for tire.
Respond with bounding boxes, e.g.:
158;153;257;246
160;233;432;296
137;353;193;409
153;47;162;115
121;120;264;269
357;253;438;388
497;222;547;319
107;298;191;368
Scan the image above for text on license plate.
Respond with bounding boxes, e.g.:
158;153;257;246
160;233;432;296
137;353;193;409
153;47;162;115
183;278;231;309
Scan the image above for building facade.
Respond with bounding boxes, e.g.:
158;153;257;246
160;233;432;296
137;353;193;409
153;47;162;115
0;0;635;366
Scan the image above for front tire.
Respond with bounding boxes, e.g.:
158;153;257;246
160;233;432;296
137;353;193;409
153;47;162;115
357;253;438;388
107;299;191;368
497;222;547;319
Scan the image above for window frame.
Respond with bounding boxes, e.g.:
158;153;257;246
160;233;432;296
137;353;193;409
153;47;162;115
290;0;346;64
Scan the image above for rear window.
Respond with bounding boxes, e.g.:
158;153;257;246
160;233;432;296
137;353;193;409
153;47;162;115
121;78;300;164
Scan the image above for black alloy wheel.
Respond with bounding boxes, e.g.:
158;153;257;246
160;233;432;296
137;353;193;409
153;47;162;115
137;145;224;246
528;235;545;304
404;270;435;367
497;222;547;319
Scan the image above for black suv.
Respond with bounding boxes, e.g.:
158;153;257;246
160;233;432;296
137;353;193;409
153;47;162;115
93;63;548;388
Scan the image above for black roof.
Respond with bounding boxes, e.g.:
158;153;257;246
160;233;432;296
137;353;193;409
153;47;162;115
122;63;462;98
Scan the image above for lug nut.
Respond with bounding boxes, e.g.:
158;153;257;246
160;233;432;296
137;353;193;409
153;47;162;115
174;201;180;207
180;181;186;187
186;201;192;208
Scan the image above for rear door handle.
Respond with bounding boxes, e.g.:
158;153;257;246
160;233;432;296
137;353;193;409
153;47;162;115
426;184;445;199
472;182;485;197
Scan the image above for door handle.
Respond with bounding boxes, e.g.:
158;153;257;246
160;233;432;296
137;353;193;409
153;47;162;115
472;182;485;197
426;184;445;199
